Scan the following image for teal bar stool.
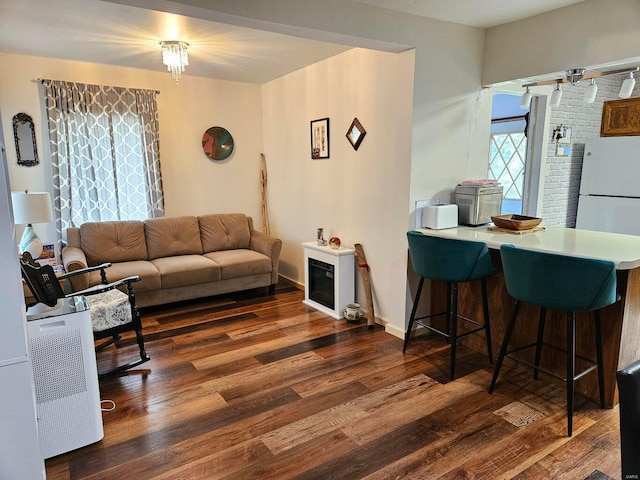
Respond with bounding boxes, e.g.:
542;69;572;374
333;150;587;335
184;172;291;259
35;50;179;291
405;231;497;380
489;244;618;437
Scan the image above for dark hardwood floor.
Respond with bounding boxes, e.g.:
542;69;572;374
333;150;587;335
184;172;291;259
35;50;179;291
45;278;622;479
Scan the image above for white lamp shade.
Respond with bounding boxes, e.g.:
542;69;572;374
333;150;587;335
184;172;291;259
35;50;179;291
520;91;532;109
584;81;598;103
11;191;53;225
619;76;636;99
550;85;563;107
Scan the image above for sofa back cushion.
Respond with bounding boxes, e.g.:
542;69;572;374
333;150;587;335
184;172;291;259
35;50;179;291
144;216;203;260
199;213;250;252
80;220;148;265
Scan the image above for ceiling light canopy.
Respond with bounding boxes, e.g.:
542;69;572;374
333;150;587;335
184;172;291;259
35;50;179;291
519;66;639;108
160;40;189;84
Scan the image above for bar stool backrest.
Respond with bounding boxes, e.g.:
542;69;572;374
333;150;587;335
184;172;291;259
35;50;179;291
407;231;496;282
500;244;618;312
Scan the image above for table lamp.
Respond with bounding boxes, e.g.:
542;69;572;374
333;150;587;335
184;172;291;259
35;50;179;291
11;189;53;258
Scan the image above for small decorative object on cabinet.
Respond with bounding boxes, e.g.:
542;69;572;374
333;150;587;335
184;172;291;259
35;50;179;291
346;117;366;151
310;118;330;159
303;242;355;320
329;236;341;249
202;126;234;160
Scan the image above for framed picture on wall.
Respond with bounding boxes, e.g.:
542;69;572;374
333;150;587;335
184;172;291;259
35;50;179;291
310;118;330;159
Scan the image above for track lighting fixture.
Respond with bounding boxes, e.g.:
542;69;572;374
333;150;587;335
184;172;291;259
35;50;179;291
619;72;636;99
550;83;562;107
521;66;638;108
520;86;532;109
584;79;597;103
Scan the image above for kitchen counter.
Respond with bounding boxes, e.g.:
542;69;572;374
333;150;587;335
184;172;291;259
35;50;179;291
411;224;640;407
414;225;640;269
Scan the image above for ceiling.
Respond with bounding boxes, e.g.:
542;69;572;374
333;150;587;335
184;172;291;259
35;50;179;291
0;0;588;84
352;0;587;29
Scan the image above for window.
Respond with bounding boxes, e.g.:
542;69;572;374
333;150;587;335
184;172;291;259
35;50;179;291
488;129;526;215
42;80;164;244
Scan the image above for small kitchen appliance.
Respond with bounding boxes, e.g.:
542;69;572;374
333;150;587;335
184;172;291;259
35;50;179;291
422;204;458;229
455;183;503;226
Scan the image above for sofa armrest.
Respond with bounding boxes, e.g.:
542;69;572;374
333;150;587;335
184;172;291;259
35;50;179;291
249;230;282;284
61;245;91;291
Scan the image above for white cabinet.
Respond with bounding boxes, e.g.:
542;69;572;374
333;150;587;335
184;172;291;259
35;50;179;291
303;242;355;319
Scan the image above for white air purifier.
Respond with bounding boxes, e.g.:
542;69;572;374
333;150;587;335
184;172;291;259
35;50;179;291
27;297;104;459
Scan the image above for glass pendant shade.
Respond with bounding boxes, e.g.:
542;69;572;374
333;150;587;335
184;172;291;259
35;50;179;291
160;41;189;84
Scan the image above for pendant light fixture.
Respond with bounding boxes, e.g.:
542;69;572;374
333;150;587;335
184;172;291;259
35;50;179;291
520;86;532;109
550;83;562;107
160;40;189;84
584;79;598;103
520;66;638;108
619;72;636;99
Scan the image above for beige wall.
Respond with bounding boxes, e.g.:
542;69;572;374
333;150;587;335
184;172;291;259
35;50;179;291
0;51;264;251
261;47;414;328
483;0;640;84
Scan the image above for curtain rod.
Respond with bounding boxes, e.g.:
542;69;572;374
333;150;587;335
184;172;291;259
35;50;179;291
35;78;160;94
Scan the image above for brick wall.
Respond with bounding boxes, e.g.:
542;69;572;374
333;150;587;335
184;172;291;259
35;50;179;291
542;75;639;226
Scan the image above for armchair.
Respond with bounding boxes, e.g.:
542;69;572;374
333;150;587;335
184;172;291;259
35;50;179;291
20;253;150;378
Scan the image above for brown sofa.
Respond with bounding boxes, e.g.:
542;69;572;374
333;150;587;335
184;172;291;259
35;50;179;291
61;213;281;308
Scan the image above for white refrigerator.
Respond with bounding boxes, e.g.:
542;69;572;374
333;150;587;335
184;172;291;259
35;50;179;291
576;136;640;236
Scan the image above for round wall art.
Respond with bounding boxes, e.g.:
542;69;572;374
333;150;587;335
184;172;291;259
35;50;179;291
202;126;234;160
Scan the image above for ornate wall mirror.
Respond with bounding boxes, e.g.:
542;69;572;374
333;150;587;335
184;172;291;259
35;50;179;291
13;113;39;167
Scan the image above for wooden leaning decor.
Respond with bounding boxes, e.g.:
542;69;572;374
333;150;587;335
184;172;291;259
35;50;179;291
354;243;375;328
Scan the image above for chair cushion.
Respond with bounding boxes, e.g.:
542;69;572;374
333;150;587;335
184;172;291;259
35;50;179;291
204;249;271;280
500;244;618;311
144;216;203;260
151;255;221;289
87;289;132;332
407;231;496;282
199;213;250;252
80;221;148;265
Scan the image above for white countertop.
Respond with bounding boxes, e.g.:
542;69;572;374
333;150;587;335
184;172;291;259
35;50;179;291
414;225;640;270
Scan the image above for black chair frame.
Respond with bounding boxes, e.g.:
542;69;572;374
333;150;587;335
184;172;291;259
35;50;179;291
20;253;150;378
403;277;493;380
489;301;605;437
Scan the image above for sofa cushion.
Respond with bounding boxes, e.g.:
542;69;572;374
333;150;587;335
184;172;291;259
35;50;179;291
199;213;250;253
144;216;203;260
80;221;148;265
204;249;271;280
90;260;161;293
151;255;221;289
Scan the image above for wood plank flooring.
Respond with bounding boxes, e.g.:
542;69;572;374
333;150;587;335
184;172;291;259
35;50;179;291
45;279;622;479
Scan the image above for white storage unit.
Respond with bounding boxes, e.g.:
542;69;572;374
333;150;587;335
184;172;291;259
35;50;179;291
27;297;104;459
303;242;355;319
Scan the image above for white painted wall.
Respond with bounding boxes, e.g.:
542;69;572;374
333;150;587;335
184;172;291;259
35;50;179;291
483;0;640;84
0;52;264;252
261;47;414;329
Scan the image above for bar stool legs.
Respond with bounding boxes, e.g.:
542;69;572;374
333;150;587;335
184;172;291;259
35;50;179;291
405;277;493;380
489;302;606;437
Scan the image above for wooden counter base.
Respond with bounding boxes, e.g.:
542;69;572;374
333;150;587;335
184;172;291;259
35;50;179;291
430;250;640;408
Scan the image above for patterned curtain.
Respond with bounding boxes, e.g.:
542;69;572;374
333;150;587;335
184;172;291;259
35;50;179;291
41;79;164;246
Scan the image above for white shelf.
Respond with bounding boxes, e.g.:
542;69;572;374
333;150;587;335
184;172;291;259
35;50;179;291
303;242;355;319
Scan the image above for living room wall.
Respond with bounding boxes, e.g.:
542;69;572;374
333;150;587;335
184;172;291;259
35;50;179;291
261;47;414;329
0;51;264;251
